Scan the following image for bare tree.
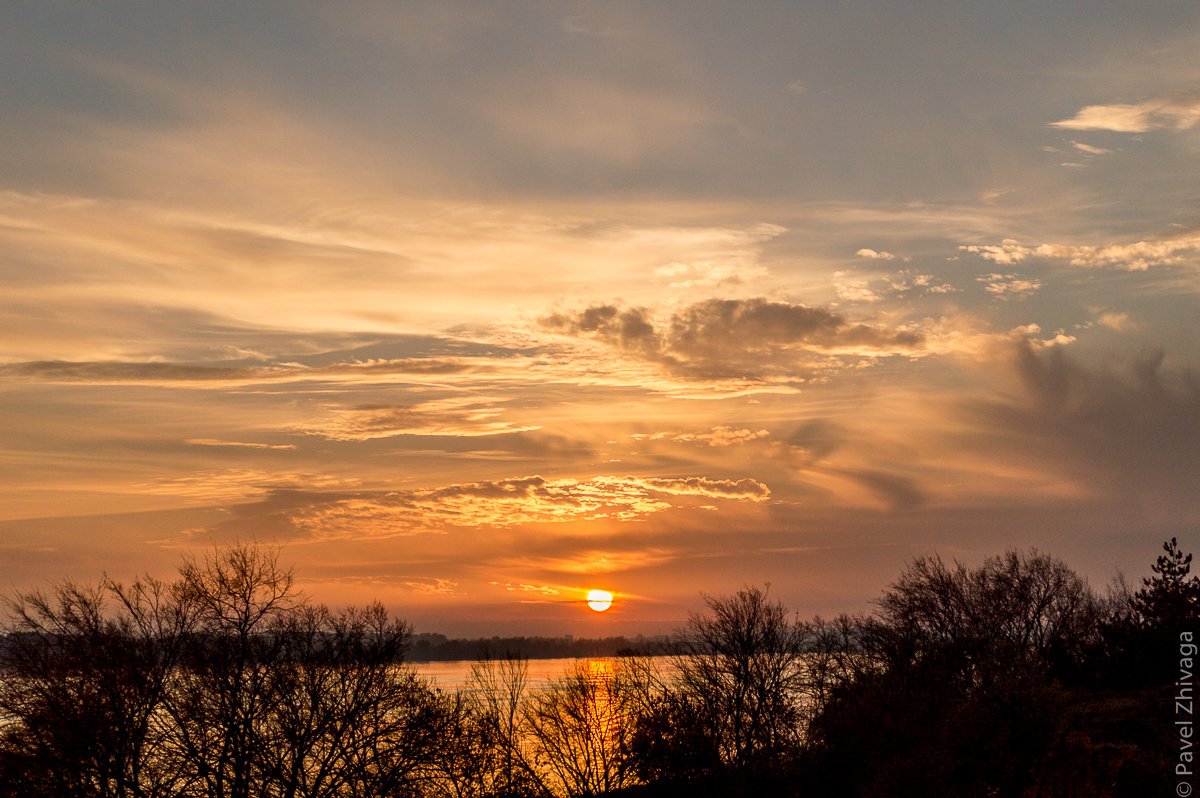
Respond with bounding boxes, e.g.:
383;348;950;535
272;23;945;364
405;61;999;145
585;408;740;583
0;543;467;798
808;549;1110;798
526;660;638;797
446;655;548;798
335;666;456;798
804;613;870;713
666;586;810;775
873;549;1103;669
261;602;432;798
162;543;298;798
0;575;194;797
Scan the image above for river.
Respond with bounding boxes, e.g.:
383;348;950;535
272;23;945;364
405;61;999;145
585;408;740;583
414;655;671;691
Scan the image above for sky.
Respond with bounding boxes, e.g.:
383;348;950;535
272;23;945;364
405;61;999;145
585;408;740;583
2;1;1199;636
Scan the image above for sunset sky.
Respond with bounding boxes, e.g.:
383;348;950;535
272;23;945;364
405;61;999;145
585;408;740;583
3;2;1199;636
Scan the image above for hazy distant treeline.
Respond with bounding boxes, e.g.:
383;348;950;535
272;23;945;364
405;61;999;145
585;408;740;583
0;540;1192;797
408;633;666;662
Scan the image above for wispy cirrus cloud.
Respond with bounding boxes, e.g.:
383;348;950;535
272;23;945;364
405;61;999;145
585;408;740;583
489;581;562;597
0;189;791;356
1051;92;1200;132
296;397;540;441
0;357;484;385
186;439;296;450
651;259;769;288
497;548;680;575
139;469;361;504
1070;141;1112;155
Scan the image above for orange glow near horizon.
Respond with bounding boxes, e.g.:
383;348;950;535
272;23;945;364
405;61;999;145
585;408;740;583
586;589;613;612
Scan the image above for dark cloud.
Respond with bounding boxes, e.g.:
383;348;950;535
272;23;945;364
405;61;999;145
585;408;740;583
965;342;1200;520
842;469;927;512
2;361;269;382
0;358;478;384
541;297;923;380
668;298;922;354
785;420;845;462
542;305;662;355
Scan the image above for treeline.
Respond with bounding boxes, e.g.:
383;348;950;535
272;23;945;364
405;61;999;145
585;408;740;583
408;634;665;663
0;539;1193;797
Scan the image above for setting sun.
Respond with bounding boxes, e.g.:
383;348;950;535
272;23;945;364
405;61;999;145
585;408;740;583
586;590;613;612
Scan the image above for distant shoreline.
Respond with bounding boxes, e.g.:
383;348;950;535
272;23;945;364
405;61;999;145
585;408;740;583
406;632;668;663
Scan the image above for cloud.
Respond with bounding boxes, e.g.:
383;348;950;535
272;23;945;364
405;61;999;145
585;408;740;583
0;358;482;385
1051;93;1200;132
976;273;1043;299
669;298;918;355
651;260;769;288
960;234;1200;271
841;468;926;512
497;548;679;575
1008;324;1074;349
181;473;771;542
1096;311;1134;331
186;439;296;450
1071;141;1111;155
961;343;1200;518
490;581;561;597
1;361;277;383
296;397;540;440
0;189;790;363
139;470;360;503
856;248;895;260
834;269;958;303
635;476;771;500
893;271;958;295
399;578;461;596
633;426;771;447
834;273;883;303
540;297;924;381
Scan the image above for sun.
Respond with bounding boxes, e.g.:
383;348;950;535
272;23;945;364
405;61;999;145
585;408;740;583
586;589;613;612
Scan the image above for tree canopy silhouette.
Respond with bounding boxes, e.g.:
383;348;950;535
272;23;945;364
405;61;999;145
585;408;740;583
1132;536;1200;632
0;538;1187;798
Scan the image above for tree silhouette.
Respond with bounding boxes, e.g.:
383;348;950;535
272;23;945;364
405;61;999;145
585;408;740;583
0;544;451;798
0;576;193;797
526;661;638;797
0;543;1181;797
163;544;299;798
626;586;809;792
808;550;1106;798
451;655;549;798
1132;536;1200;632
